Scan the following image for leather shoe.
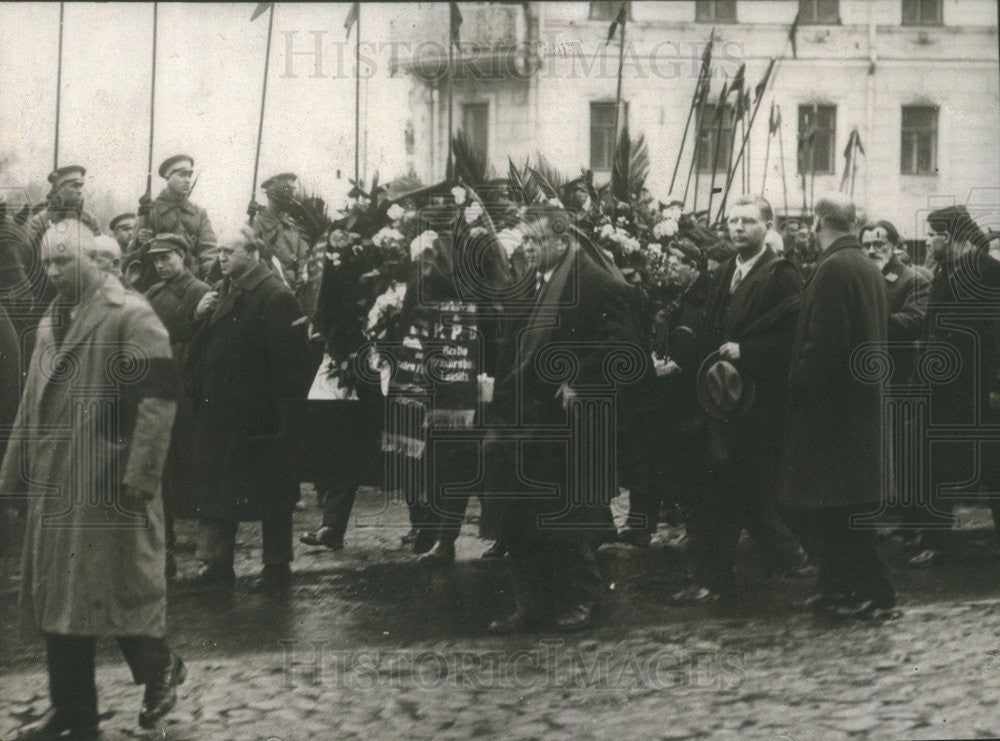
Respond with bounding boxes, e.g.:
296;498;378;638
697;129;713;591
139;654;186;729
249;564;291;596
553;602;595;632
487;606;544;635
412;529;436;555
907;548;941;569
15;707;99;739
419;540;455;565
617;528;651;549
803;592;850;612
187;563;235;588
299;527;344;550
669;584;720;606
481;540;508;560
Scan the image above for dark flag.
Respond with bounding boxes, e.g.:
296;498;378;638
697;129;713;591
450;1;463;49
344;1;359;37
754;58;775;102
606;1;627;44
769;102;781;134
250;2;271;21
788;10;800;58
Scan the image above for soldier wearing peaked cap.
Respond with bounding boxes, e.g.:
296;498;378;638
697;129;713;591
144;233;211;579
125;155;217;291
23;165;101;313
110;212;137;252
252;172;310;308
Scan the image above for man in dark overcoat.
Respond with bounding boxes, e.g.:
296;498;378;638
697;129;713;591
906;206;1000;568
183;226;310;595
779;193;895;618
488;208;647;633
673;195;805;605
145;234;211;577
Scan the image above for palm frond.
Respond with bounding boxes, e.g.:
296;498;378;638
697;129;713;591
508;157;541;205
610;125;650;203
452;130;489;187
529;153;566;203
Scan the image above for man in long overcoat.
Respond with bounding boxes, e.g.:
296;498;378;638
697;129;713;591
906;206;1000;568
779;193;895;618
183;226;310;595
0;220;185;737
125;155;217;290
673;195;805;605
488;208;647;633
145;234;211;577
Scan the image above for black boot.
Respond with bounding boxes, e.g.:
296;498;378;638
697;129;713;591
248;564;292;597
138;654;186;729
15;707;99;740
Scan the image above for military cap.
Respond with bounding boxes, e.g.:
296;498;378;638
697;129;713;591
261;172;298;195
158;154;194;179
109;212;136;231
47;165;86;187
146;233;189;255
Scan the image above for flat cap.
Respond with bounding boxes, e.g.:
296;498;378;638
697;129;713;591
47;165;86;186
109;212;136;231
261;172;298;195
158;154;194;179
146;233;189;255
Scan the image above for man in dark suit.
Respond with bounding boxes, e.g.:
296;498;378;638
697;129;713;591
183;226;310;595
145;234;211;578
860;220;929;385
488;208;646;633
779;193;895;619
672;195;806;605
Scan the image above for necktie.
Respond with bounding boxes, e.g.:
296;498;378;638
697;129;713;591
729;267;743;294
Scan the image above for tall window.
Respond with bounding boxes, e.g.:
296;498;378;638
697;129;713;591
461;103;489;161
590;101;628;171
696;1;737;22
798;0;839;24
798;105;836;174
901;106;938;175
902;0;942;25
697;104;735;172
589;1;629;20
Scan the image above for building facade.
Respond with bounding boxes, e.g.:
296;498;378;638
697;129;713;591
391;0;998;238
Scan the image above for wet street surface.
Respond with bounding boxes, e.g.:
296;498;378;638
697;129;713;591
3;489;1000;739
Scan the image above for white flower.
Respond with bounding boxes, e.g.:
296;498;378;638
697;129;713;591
647;242;663;256
664;204;684;222
548;197;562;208
464;200;484;224
386;204;405;222
618;234;641;255
469;226;487;238
409;230;438;261
598;223;615;239
451;186;466;205
366;282;407;333
581;194;593;212
496;227;523;257
372;226;405;249
653;218;679;239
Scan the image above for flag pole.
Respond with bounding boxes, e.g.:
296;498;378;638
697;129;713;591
248;2;275;224
760;104;774;194
776;106;789;216
685;73;712;207
611;4;627;166
354;5;361;186
669;36;711;196
53;2;65;171
705;76;728;220
144;3;158;201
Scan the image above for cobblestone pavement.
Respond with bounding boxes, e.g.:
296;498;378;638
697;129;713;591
3;490;1000;740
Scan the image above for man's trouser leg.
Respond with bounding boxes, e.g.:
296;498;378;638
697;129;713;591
691;462;743;590
836;507;896;607
320;485;358;543
196;517;237;568
739;453;804;572
263;509;295;566
45;634;98;725
117;636;173;685
552;538;603;608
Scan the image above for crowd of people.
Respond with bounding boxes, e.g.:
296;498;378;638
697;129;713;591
1;153;999;738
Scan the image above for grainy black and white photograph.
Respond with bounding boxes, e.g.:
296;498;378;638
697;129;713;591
0;1;999;738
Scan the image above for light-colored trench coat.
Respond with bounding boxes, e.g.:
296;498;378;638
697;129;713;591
0;275;177;637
